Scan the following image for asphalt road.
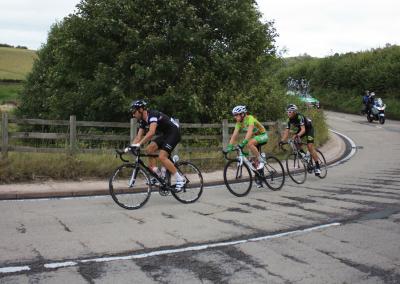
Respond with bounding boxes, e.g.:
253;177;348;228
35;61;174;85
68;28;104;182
1;111;400;283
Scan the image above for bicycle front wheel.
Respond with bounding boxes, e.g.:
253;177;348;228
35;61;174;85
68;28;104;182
286;153;307;184
109;164;151;210
172;161;203;204
261;156;285;191
223;160;252;197
316;150;327;179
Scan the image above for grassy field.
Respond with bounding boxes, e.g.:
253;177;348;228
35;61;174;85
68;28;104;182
0;47;37;80
0;83;22;103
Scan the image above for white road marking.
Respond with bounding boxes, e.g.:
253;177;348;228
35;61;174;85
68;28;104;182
0;222;340;274
0;266;30;273
44;261;78;269
328;129;357;167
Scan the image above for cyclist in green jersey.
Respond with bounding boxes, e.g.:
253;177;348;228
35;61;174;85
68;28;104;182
279;104;321;175
226;105;269;173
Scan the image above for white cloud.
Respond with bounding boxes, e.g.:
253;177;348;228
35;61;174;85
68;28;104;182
257;0;400;57
0;0;79;49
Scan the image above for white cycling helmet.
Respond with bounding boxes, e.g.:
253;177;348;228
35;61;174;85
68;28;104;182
232;105;247;115
287;104;298;112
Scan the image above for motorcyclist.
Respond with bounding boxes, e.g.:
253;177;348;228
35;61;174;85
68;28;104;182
361;90;369;115
366;92;375;116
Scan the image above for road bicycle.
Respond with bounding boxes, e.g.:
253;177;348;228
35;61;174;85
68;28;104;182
280;139;327;184
109;146;203;209
222;144;285;197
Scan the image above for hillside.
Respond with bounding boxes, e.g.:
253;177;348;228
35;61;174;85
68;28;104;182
274;45;400;119
0;47;37;81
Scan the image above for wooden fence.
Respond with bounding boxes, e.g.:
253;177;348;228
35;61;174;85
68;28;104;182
1;113;280;158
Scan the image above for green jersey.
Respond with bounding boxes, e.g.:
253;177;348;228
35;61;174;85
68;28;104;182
234;115;266;136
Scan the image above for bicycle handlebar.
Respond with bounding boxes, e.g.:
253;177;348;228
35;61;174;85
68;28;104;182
222;145;248;160
115;145;141;162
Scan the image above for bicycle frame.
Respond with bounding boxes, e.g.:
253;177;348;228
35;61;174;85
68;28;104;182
224;146;262;174
286;139;310;164
117;148;173;190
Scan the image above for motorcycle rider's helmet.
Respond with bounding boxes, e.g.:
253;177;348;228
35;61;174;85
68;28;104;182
232;105;247;115
130;100;147;112
287;104;298;112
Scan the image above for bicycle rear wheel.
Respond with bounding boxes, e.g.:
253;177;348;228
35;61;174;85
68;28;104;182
223;160;252;197
261;156;285;191
316;150;327;179
171;161;203;203
109;164;151;210
286;153;307;184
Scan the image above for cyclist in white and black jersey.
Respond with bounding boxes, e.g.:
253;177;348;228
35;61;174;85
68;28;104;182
130;100;185;191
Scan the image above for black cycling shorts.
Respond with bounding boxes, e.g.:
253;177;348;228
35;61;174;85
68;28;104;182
152;127;181;154
299;126;315;144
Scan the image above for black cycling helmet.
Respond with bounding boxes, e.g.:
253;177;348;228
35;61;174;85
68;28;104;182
130;100;147;112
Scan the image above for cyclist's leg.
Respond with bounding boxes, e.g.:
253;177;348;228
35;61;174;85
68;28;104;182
158;127;185;190
145;140;160;173
304;128;317;161
159;149;177;174
249;133;268;170
305;128;321;175
247;138;260;158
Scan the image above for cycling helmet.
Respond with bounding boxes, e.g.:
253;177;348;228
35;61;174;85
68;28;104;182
287;104;298;112
369;92;375;97
232;105;247;115
130;100;147;111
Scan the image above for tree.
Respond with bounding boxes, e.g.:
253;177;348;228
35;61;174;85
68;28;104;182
18;0;278;122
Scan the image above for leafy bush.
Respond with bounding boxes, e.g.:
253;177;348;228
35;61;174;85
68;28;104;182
18;0;280;123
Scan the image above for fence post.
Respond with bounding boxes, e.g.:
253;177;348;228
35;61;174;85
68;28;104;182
1;112;8;159
130;118;137;143
69;115;77;154
222;119;229;149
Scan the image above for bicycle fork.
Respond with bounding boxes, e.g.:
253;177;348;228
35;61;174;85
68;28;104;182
128;167;139;187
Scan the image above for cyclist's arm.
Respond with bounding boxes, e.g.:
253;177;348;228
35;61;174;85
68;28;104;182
229;127;240;145
244;124;254;141
132;128;145;144
138;123;157;145
296;125;306;138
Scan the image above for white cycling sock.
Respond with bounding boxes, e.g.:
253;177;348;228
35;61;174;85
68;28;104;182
175;172;184;181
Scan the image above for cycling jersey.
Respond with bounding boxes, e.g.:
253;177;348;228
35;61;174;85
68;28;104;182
138;110;180;153
286;113;314;143
138;110;179;135
235;115;266;136
235;115;268;145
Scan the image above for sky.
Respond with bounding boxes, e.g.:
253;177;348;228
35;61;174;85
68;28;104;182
0;0;399;57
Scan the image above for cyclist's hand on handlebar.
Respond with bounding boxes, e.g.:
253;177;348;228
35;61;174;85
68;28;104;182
123;143;140;153
238;139;248;149
278;141;284;147
226;143;234;152
130;143;140;148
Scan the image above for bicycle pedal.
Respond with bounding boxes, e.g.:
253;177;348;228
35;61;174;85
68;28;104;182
159;189;170;196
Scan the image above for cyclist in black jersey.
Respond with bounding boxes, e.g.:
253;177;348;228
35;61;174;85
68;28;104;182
129;100;185;191
279;104;321;176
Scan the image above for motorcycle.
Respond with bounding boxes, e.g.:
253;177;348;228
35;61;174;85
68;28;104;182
367;98;386;124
